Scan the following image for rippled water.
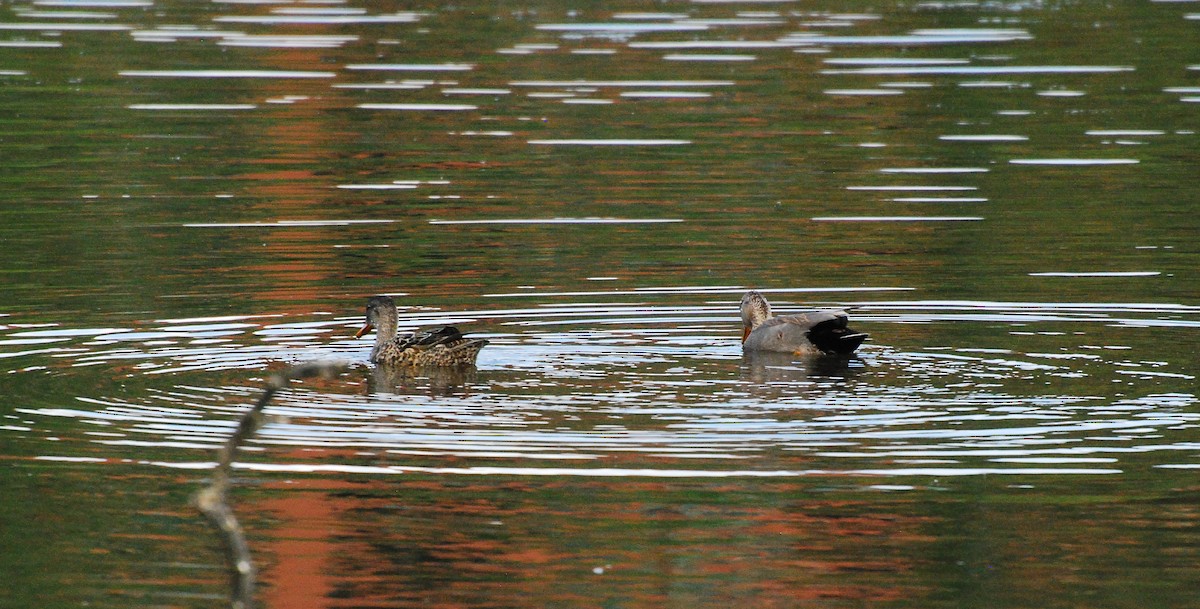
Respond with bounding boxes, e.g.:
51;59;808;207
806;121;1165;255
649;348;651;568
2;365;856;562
15;299;1200;477
3;1;1200;608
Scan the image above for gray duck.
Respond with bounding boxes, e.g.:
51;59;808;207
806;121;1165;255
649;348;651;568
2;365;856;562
740;290;867;356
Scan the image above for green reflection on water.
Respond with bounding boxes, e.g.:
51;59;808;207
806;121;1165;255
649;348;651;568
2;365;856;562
3;0;1200;607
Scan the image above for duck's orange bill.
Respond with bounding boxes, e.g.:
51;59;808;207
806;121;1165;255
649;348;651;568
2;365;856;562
741;326;751;343
354;323;373;339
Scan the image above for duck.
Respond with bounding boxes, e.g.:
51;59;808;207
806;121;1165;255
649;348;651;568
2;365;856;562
740;290;868;356
354;295;488;367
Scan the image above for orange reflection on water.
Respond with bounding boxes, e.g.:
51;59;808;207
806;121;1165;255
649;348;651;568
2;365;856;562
246;473;929;608
257;477;382;609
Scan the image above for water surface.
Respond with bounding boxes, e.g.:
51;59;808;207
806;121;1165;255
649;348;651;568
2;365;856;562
3;1;1200;608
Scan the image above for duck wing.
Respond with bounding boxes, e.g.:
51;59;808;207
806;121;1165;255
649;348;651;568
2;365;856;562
397;326;465;350
399;326;490;353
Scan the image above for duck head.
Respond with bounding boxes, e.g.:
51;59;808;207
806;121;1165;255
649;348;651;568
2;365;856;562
355;295;399;342
740;290;772;343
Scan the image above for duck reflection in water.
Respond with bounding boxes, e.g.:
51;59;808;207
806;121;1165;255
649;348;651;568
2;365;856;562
739;290;868;383
741;350;864;384
366;364;481;396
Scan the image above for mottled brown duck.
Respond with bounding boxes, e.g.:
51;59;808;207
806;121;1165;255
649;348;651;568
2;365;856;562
354;295;488;366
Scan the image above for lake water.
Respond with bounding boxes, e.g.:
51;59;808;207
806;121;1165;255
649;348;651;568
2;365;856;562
3;1;1200;607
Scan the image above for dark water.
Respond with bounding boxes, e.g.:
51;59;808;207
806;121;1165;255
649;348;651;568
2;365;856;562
3;1;1200;608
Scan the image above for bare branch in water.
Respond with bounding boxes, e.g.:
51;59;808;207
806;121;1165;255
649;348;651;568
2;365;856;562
192;361;347;609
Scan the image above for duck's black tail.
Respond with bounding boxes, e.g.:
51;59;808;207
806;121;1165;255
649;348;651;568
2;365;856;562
807;317;869;356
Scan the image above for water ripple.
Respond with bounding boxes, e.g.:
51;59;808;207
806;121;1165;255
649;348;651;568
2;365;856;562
7;299;1199;479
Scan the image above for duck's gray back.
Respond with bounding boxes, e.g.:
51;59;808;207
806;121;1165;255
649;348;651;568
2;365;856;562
743;311;847;353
